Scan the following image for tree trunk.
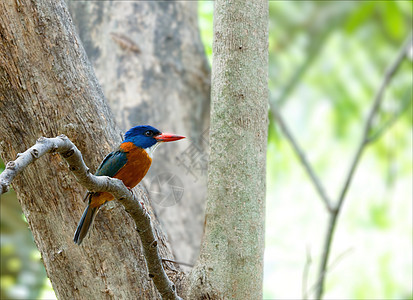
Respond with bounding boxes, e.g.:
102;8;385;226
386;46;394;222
67;1;211;265
0;1;179;299
186;1;269;299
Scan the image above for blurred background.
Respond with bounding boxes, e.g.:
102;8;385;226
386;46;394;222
1;1;412;299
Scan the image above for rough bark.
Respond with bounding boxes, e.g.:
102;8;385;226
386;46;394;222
0;1;181;299
67;1;211;265
0;136;182;300
186;0;268;299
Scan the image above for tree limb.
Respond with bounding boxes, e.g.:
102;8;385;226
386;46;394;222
270;33;411;299
273;23;333;108
302;245;312;300
307;247;353;298
366;86;412;144
315;34;413;299
268;9;344;214
270;108;334;212
0;135;182;300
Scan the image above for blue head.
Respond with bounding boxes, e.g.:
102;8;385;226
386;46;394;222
123;125;185;149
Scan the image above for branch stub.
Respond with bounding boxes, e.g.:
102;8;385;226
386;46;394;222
6;161;16;170
31;148;39;158
62;149;74;158
50;144;58;153
1;182;9;194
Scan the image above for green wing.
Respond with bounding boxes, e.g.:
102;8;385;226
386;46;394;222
94;149;128;177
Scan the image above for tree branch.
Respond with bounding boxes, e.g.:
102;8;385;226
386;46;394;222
366;86;412;144
302;245;312;300
307;247;353;298
268;14;341;212
315;34;413;299
274;24;333;107
0;135;182;300
270;108;334;212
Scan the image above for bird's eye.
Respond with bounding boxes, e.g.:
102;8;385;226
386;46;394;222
144;130;153;137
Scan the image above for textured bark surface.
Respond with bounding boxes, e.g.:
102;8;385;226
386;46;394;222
68;1;211;265
0;1;181;299
186;0;268;299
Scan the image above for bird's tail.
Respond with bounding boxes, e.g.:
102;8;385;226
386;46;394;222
73;197;99;245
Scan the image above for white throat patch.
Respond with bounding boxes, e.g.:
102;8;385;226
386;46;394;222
144;142;160;158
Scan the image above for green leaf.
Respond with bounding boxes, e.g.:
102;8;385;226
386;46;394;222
345;2;375;33
381;1;405;40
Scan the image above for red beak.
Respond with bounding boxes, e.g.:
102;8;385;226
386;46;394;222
154;133;185;142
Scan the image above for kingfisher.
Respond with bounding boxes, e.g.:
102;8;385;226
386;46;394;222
73;125;185;245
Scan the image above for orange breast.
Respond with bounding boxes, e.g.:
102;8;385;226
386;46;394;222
114;142;152;189
90;142;152;208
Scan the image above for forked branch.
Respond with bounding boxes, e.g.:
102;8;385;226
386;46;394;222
0;135;182;300
271;33;412;299
315;34;412;299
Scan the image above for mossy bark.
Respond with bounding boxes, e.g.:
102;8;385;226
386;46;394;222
186;0;269;299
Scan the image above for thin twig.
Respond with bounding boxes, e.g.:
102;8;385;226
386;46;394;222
271;108;334;212
366;87;413;144
162;258;194;268
274;25;332;107
0;135;182;300
307;247;353;298
269;25;335;211
315;34;413;299
302;245;312;300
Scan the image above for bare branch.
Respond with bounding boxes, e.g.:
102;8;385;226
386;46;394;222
302;245;312;300
307;248;353;298
366;87;412;144
274;25;332;107
0;135;182;300
162;258;194;268
315;34;413;299
270;108;334;212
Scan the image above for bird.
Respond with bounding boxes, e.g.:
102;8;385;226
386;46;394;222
73;125;185;245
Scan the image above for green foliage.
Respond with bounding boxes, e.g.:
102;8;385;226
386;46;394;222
369;201;391;229
1;234;47;299
345;1;375;33
0;158;52;299
381;1;407;40
198;2;214;64
258;1;411;299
